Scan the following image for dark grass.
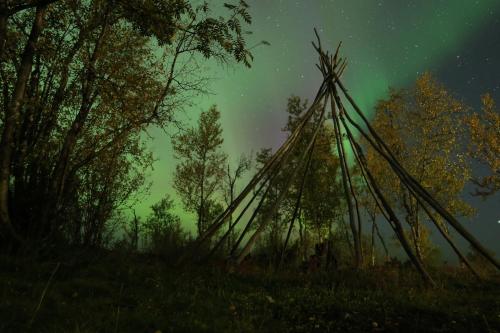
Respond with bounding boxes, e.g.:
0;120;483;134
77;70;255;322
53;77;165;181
1;250;499;333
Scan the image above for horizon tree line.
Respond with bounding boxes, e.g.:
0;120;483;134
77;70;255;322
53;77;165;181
134;73;498;270
0;1;497;272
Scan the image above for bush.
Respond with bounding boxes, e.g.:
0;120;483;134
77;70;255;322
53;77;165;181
143;196;190;260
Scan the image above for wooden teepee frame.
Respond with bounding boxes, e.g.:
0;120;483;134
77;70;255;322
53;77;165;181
179;30;499;286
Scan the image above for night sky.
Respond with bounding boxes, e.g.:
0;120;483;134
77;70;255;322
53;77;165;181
139;0;500;257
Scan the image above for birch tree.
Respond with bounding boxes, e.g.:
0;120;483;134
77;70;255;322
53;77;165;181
466;93;499;197
365;73;474;263
172;105;227;236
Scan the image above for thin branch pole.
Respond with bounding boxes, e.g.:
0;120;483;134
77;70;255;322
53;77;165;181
205;149;287;261
28;262;60;328
347;129;394;229
371;218;376;266
315;45;365;266
279;135;317;268
372;217;389;260
343;116;393;261
198;81;329;244
230;105;325;258
235;101;327;265
329;91;361;268
339;214;354;258
332;94;364;263
335;105;435;286
202;171;273;262
350;142;434;285
393;166;481;278
229;179;275;257
420;202;481;279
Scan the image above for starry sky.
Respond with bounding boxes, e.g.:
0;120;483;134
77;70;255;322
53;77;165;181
138;0;500;257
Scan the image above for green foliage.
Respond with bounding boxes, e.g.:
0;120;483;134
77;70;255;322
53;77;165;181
466;93;500;197
116;0;192;45
249;96;345;262
365;73;474;263
143;195;189;258
234;96;345;266
172;105;227;235
283;96;344;250
0;0;258;249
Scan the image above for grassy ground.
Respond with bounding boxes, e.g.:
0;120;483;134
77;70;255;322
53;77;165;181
1;250;499;333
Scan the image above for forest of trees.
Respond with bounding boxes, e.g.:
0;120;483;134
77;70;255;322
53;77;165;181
122;75;497;272
0;0;257;252
0;1;498;274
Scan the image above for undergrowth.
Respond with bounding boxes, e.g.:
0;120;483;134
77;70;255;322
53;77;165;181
0;250;498;332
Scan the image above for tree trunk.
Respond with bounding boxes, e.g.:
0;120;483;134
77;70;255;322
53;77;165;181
340;115;435;286
414;221;424;263
198;166;205;236
404;192;424;263
0;5;46;239
298;214;305;260
51;21;106;200
39;25;87;144
41;15;108;234
371;218;376;266
133;211;139;251
371;213;388;262
0;0;7;59
227;184;234;251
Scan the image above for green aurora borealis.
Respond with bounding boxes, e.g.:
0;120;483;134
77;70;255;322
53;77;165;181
135;0;500;253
